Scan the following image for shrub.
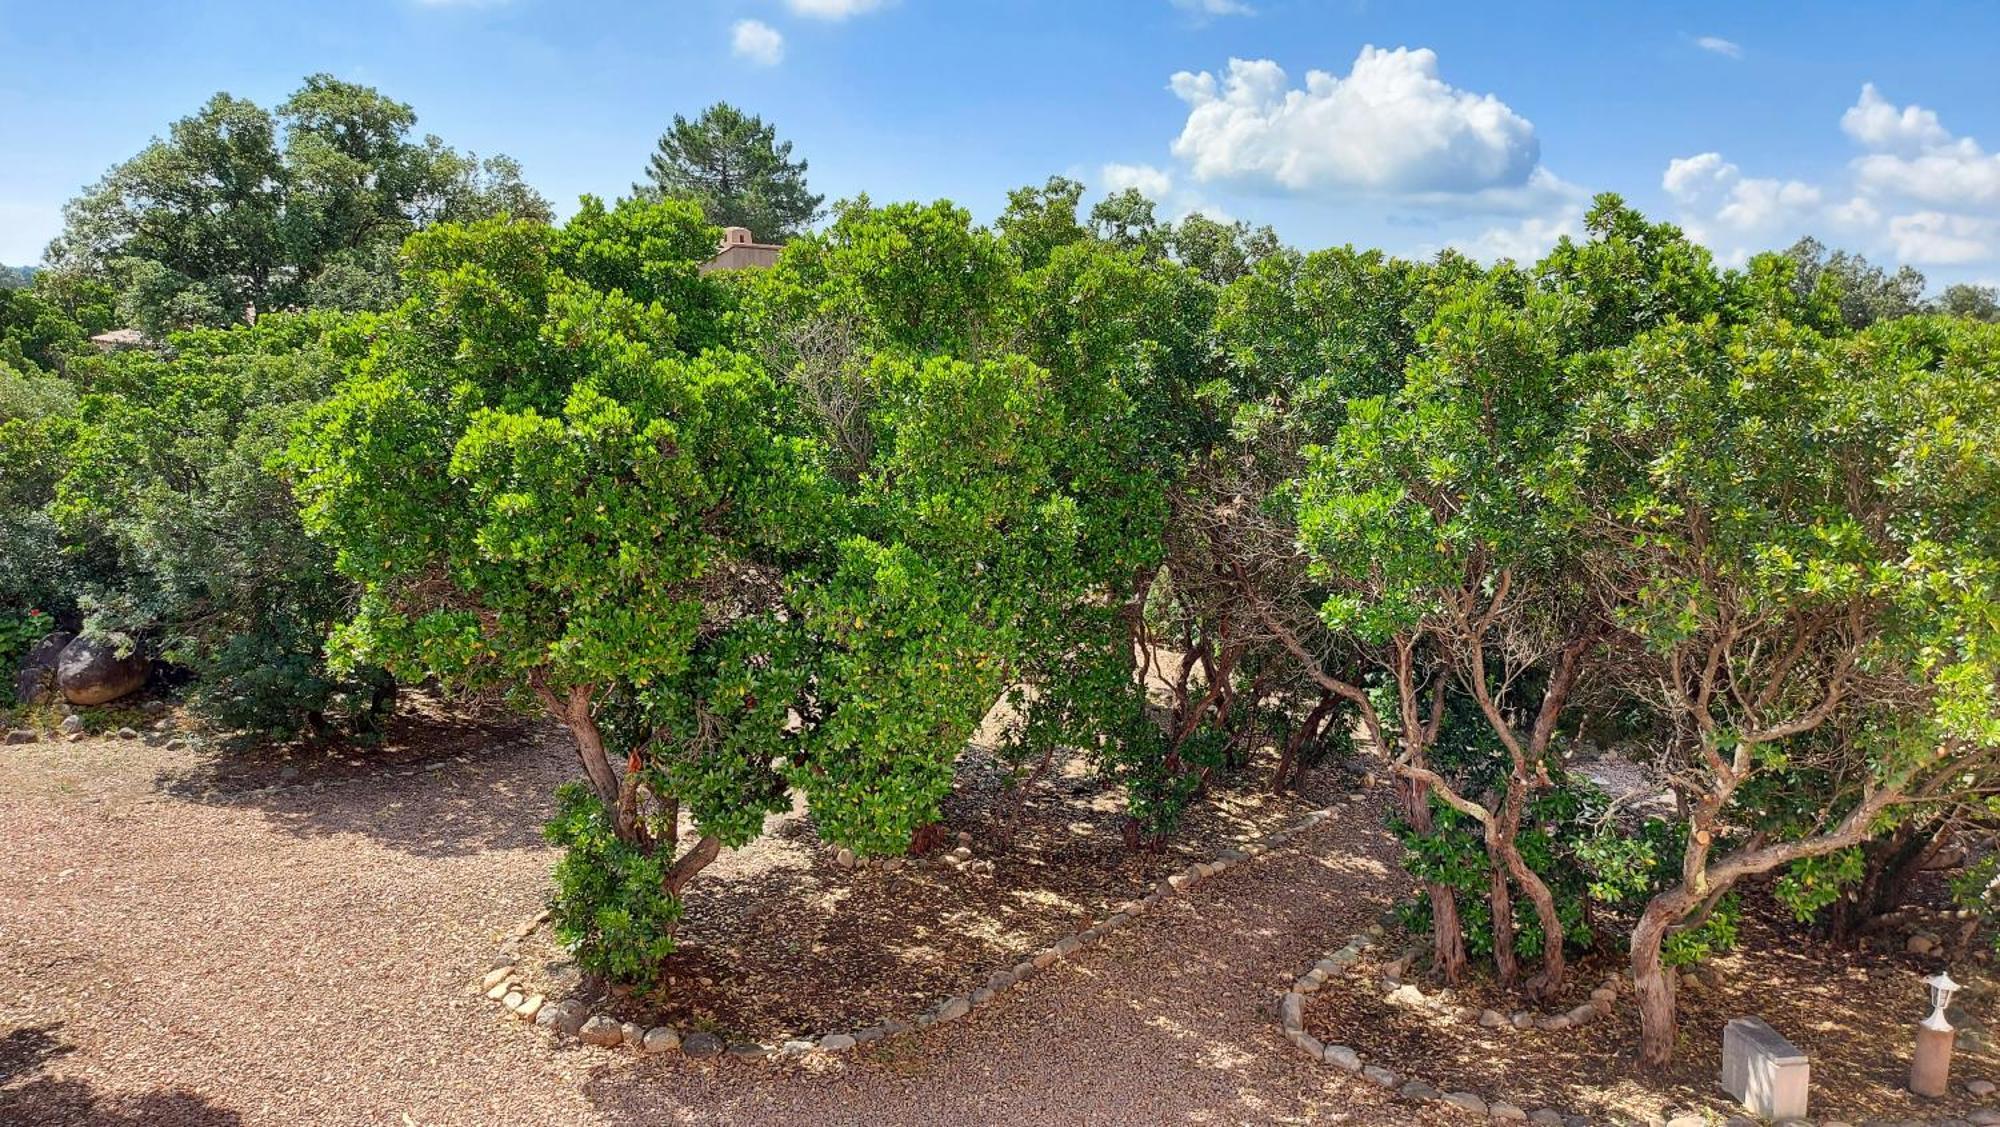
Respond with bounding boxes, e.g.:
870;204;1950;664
543;784;686;984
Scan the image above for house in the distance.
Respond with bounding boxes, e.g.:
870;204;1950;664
700;227;782;273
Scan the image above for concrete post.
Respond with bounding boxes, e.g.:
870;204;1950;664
1910;1023;1955;1098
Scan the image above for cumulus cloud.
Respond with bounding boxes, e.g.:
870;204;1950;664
1888;211;1997;265
1840;83;1950;152
786;0;888;19
1166;47;1542;198
1694;36;1742;59
1102;162;1176;199
1661;83;2000;274
731;19;784;65
1454;209;1582;264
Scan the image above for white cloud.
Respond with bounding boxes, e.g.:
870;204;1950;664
1660;83;2000;277
1840;83;1949;152
1166;47;1541;198
1887;211;1998;265
1839;84;2000;208
1455;209;1582;263
731;19;784;66
1663;152;1735;200
1694;36;1742;59
1101;162;1175;200
1171;0;1254;17
785;0;888;19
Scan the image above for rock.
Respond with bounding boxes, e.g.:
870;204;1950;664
1590;987;1616;1003
1535;1014;1573;1032
779;1039;815;1055
1490;1102;1526;1121
56;636;148;706
1287;1028;1324;1057
682;1032;723;1059
1442;1092;1488;1116
1398;1080;1441;1102
1909;932;1940;955
934;995;970;1023
1970;1079;1998;1096
58;714;85;736
3;729;35;745
620;1021;646;1047
579;1015;624;1047
485;981;512;1000
817;1032;856;1052
479;967;512;991
1564;1003;1598;1026
1386;984;1427;1008
725;1042;766;1059
1279;992;1304;1029
515;994;544;1020
14;631;72;704
971;987;994;1005
1053;936;1082;957
835;847;855;868
880;857;904;872
1324;1044;1362;1071
1328;947;1360;968
116;727;138;740
642;1026;680;1053
1167;871;1193;891
1033;949;1059;969
1362;1065;1399;1088
1665;1116;1706;1127
956;831;972;846
1968;1111;2000;1126
501;991;524;1010
1313;958;1343;976
1480;1009;1508;1028
1527;1112;1565;1125
543;1004;588;1038
950;846;972;862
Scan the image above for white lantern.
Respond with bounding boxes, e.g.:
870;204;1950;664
1922;971;1961;1032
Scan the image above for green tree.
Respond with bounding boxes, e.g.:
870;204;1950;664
291;200;822;977
48;75;548;337
995;175;1089;270
638;103;823;242
51;313;390;736
1577;311;2000;1066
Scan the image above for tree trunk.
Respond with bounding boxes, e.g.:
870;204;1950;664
1407;775;1466;984
1632;889;1693;1068
663;833;721;897
1488;847;1518;988
1496;784;1567;999
1430;883;1468;984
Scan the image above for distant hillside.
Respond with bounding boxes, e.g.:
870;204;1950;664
0;264;35;290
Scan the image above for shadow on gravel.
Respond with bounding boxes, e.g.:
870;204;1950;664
0;1024;242;1127
156;708;570;859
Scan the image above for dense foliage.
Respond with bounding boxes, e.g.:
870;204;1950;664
46;74;548;338
6;86;1995;1072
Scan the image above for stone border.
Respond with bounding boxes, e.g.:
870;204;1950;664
481;799;1357;1060
830;830;996;877
1278;942;2000;1127
1280;943;1608;1127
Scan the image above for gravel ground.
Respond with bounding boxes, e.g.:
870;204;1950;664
1;722;1412;1126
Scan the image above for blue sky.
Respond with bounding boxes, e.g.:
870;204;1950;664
4;0;1999;287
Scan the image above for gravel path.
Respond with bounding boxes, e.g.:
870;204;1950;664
1;727;1411;1126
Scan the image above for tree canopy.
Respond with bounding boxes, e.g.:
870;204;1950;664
638;102;823;242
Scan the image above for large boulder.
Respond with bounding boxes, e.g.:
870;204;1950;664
56;636;148;706
14;631;75;704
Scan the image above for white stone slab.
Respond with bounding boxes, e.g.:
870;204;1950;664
1720;1015;1809;1120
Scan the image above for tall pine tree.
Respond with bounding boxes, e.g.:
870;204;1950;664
638;103;823;242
